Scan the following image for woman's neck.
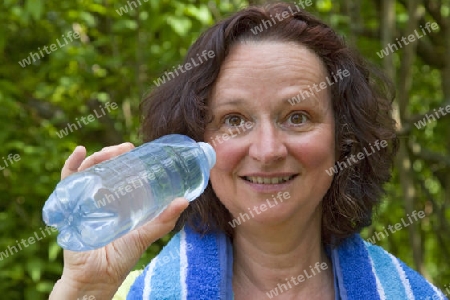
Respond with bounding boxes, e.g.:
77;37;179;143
232;207;335;299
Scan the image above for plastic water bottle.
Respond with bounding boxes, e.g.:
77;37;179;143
42;134;216;251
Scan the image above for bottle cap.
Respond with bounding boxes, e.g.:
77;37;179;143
198;142;216;169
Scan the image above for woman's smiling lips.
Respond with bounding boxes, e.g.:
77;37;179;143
239;173;299;193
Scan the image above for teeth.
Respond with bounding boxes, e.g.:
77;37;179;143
245;176;293;184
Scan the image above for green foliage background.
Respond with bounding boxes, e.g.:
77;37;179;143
0;0;448;298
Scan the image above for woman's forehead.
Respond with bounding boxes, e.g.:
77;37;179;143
216;42;327;82
209;42;330;104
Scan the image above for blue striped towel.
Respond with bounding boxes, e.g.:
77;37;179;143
124;226;447;299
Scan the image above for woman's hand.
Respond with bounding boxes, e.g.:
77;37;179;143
49;143;189;300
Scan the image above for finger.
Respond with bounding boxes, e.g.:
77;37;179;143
78;142;134;171
100;142;135;154
153;197;190;225
77;151;109;172
61;146;87;179
132;198;189;252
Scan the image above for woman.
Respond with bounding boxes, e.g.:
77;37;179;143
49;2;447;299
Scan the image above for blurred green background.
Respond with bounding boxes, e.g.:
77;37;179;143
0;0;449;298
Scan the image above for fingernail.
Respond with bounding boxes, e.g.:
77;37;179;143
69;146;82;158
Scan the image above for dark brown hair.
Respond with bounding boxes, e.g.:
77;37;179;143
140;2;398;246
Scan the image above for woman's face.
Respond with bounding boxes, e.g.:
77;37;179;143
204;42;335;225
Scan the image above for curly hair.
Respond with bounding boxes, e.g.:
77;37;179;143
140;2;398;246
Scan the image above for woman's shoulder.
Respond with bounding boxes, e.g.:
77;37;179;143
333;234;447;299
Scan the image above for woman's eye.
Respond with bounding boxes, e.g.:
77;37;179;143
224;115;245;127
288;112;309;125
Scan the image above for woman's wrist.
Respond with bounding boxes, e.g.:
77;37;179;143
49;275;119;300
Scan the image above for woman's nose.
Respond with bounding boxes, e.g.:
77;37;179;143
248;121;288;165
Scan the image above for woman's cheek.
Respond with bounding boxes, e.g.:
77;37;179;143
291;134;335;170
210;135;245;172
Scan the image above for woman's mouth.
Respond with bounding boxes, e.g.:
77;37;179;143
242;175;297;184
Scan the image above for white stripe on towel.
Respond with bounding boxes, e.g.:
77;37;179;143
368;255;387;300
429;283;446;300
143;256;158;299
180;229;188;300
388;253;414;300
